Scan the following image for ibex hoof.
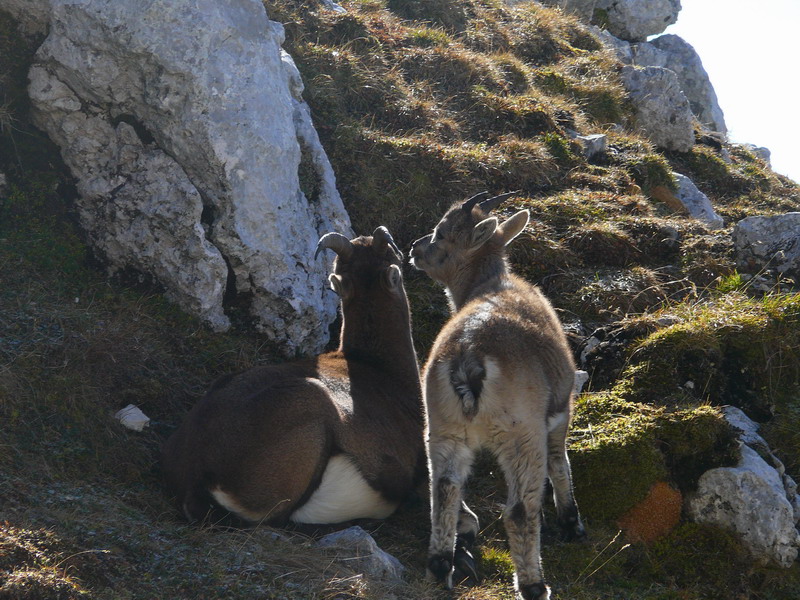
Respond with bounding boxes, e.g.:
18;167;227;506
519;581;551;600
453;545;480;586
427;554;454;589
558;511;587;542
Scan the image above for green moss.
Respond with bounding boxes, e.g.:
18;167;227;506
616;324;723;406
653;406;739;490
615;294;800;418
648;523;751;593
569;389;738;522
479;546;515;582
570;393;667;521
542;132;577;163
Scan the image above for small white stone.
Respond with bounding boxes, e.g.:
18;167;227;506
114;404;150;432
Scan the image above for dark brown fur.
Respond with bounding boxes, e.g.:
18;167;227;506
162;229;425;526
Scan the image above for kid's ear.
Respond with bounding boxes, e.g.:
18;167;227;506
497;210;529;246
382;264;403;291
471;217;498;248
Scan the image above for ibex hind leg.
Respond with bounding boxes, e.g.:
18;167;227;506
547;410;586;542
454;501;480;585
496;434;550;600
427;437;474;588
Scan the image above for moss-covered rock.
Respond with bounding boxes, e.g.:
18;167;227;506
569;381;738;523
616;293;800;418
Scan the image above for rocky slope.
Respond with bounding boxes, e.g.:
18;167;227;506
1;1;800;599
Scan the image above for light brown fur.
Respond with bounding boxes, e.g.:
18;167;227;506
411;194;585;600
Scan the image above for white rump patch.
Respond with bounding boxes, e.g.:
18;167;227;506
290;454;397;524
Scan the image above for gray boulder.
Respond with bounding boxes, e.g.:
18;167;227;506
733;213;800;280
743;143;772;166
317;526;405;583
594;0;681;42
26;0;351;354
591;29;726;135
576;133;607;160
589;25;633;62
643;35;726;134
671;173;724;229
620;65;695;152
687;407;800;568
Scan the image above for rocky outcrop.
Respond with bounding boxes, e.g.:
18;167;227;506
733;213;800;280
633;35;726;134
595;0;681;42
620;65;694;152
743;143;772;166
688;407;800;568
25;0;351;354
596;28;726;137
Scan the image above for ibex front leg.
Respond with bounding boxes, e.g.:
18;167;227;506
427;436;474;588
497;432;550;600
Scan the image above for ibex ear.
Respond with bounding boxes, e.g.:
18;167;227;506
382;264;403;291
328;273;351;299
471;217;498;248
497;210;529;246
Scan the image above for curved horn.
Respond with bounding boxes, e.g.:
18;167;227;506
315;232;354;260
478;190;520;213
372;226;403;260
460;190;491;212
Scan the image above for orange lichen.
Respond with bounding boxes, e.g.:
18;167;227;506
617;481;683;544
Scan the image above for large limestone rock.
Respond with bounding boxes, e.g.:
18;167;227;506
595;0;681;42
688;407;800;568
26;0;351;354
620;65;694;152
733;213;800;280
596;28;725;136
636;35;726;134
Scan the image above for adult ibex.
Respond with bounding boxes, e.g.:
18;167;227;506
410;193;585;600
162;226;425;526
